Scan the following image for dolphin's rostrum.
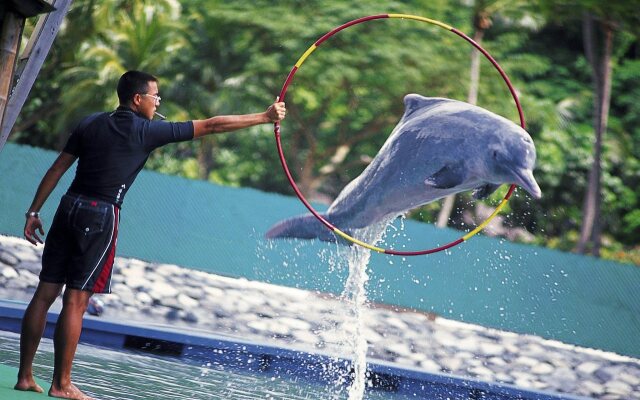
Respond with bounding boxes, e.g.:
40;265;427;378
266;94;542;242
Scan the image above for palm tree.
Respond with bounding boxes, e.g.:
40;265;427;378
575;12;614;256
52;0;187;145
536;0;639;256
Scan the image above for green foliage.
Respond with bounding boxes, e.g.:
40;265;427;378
9;0;640;264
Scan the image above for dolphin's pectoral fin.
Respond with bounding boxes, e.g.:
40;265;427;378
424;165;465;189
472;183;501;199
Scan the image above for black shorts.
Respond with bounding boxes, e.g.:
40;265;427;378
41;193;119;294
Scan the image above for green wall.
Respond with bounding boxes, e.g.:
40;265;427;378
1;143;638;358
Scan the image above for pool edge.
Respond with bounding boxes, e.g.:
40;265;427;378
0;299;592;400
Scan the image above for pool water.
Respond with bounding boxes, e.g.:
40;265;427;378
0;331;421;400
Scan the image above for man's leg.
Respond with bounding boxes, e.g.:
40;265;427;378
15;281;64;392
48;287;94;400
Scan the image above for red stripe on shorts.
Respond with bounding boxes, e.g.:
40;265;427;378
92;207;119;293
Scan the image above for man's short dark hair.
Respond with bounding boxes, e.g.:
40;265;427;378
117;70;158;104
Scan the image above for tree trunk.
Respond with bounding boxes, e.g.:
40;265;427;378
0;12;24;135
576;13;613;256
197;139;214;181
436;27;485;228
466;28;484;106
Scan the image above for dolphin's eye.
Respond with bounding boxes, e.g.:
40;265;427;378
492;150;498;159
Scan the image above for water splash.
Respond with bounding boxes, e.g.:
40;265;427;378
337;219;392;400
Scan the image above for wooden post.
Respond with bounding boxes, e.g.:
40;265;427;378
0;11;25;132
0;0;71;154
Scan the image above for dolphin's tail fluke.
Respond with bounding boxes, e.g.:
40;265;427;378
265;214;339;242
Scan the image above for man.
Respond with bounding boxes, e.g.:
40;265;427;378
15;70;286;399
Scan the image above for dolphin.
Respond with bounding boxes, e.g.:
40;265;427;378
266;94;542;242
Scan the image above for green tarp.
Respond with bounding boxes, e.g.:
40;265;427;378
1;143;638;358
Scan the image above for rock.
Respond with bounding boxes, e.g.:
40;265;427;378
135;291;153;305
558;366;580;379
126;276;150;291
454;337;480;352
514;356;539;368
149;281;179;298
247;319;290;336
5;277;28;290
255;307;277;319
319;330;347;346
213;308;233;319
407;351;427;363
165;308;182;321
594;366;614;382
362;327;383;343
291;329;319;345
125;259;148;270
468;365;494;378
111;282;129;294
439;357;464;372
87;298;105;316
618;371;640;386
182;311;199;324
581;380;605;396
1;266;18;279
203;286;224;298
182;286;204;300
513;377;533;390
502;342;521;355
18;261;41;274
115;289;136;306
487;356;507;367
265;297;287;310
155;263;182;277
531;362;554;375
419;359;441;372
159;296;183;310
11;247;40;263
466;356;483;367
576;361;601;375
604;380;632;396
479;342;504;357
433;330;457;345
384;316;408;331
279;317;312;331
385;342;413;358
494;372;513;383
529;380;549;391
238;292;266;308
17;269;39;287
0;249;19;266
177;293;199;309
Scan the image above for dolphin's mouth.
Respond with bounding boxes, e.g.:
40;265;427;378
513;168;542;199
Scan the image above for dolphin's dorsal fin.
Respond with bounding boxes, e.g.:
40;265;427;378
402;94;450;121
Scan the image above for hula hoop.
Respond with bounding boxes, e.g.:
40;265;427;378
273;13;525;256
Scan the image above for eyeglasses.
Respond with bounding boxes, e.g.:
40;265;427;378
142;93;161;105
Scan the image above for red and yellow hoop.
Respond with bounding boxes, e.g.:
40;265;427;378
273;14;524;256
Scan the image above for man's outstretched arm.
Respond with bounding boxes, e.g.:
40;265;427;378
24;152;77;245
192;100;285;139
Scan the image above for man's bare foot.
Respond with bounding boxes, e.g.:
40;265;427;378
48;383;93;399
14;377;44;393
